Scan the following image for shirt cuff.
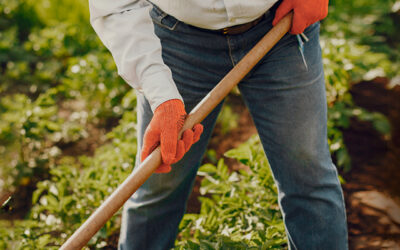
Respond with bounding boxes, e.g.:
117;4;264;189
139;69;183;112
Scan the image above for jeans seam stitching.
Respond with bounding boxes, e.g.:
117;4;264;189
226;36;236;67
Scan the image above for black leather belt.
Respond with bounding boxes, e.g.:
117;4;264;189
217;14;265;35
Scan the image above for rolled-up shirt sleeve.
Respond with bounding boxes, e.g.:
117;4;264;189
89;0;183;112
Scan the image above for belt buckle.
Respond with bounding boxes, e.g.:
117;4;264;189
223;27;229;35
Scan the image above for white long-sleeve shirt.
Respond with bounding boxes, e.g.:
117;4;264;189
89;0;278;111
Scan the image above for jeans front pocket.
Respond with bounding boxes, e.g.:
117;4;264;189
149;5;179;31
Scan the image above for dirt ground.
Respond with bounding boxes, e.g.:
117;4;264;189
342;78;400;249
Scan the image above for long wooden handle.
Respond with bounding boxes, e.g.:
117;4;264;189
60;13;293;250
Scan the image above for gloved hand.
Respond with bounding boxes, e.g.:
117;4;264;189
141;99;203;173
272;0;329;34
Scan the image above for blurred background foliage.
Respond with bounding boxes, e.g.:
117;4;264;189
0;0;399;248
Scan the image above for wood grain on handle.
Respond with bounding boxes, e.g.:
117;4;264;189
60;12;293;250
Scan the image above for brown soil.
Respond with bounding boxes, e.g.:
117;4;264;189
342;78;400;249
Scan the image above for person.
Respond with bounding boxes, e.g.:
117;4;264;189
88;0;348;249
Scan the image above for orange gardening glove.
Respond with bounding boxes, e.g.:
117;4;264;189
141;99;204;173
272;0;329;34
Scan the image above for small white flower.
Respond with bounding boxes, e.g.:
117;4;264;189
71;65;80;73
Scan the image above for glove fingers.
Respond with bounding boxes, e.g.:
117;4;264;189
182;129;194;152
192;124;204;143
174;140;186;163
160;127;178;165
141;129;160;162
156;139;185;173
272;0;293;26
155;164;172;173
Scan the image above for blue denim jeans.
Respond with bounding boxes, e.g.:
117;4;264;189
118;6;348;250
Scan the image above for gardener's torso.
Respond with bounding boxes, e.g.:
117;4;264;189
150;0;279;30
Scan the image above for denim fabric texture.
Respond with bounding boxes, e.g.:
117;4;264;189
118;5;348;250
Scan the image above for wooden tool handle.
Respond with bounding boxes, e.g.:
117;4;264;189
60;12;293;250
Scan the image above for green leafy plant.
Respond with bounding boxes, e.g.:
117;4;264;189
216;102;240;135
1;96;137;248
0;88;87;192
0;0;131;195
319;0;397;170
176;136;287;249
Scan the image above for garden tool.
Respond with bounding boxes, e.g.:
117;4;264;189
60;12;294;250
